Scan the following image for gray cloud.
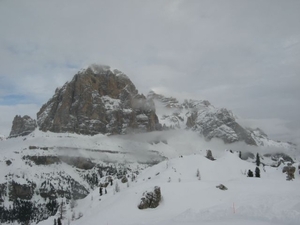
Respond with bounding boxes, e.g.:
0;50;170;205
0;0;299;143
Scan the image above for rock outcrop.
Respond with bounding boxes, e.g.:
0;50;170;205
282;166;296;180
9;180;36;200
37;65;160;135
206;150;215;161
138;186;161;209
216;184;228;190
9;115;37;138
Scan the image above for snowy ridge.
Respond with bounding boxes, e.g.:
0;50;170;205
248;128;297;150
149;91;296;150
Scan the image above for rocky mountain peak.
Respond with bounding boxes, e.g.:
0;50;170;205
9;115;37;138
37;64;161;135
149;91;257;145
148;91;181;108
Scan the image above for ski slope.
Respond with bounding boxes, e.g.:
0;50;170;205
37;152;300;225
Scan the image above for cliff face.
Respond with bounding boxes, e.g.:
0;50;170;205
37;65;160;135
9;115;37;138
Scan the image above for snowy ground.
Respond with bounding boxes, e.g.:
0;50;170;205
38;153;300;225
1;130;299;225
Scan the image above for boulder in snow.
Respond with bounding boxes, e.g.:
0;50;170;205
138;186;161;209
216;184;228;191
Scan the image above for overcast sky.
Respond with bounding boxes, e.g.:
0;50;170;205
0;0;299;144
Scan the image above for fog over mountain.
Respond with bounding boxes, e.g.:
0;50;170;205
0;0;299;145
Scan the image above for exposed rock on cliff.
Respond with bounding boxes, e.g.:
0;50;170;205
37;65;160;135
9;115;37;138
148;91;257;145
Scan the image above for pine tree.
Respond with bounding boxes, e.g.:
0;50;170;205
57;218;62;225
255;167;260;178
256;153;260;166
58;201;66;220
54;218;57;225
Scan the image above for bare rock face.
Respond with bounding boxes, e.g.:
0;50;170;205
37;65;160;135
9;115;37;138
9;180;36;200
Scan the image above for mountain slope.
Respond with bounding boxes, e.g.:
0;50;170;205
148;91;296;150
39;152;300;225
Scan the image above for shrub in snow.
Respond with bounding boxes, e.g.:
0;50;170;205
282;166;295;180
247;169;254;177
206;150;215;161
121;176;128;183
196;169;201;180
138;186;161;209
131;173;136;182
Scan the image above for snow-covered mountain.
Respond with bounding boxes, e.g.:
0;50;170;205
148;91;296;151
1;64;299;224
7;65;296;151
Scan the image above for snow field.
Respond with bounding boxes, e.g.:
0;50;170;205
38;153;300;225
